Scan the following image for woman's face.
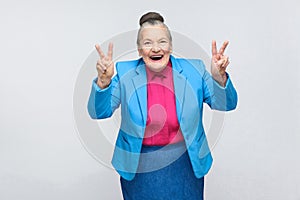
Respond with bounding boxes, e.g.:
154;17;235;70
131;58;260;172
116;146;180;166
138;25;172;72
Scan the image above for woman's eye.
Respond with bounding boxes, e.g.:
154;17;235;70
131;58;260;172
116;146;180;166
144;42;151;46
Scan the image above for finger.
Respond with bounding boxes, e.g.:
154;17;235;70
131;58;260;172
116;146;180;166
96;60;107;73
212;40;217;56
217;59;224;67
218;40;229;55
96;64;107;74
95;44;105;59
107;42;113;59
222;58;230;68
97;59;105;69
102;59;112;70
221;56;229;68
212;57;218;64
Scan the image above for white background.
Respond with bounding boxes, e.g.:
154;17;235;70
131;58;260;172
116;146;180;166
1;0;299;199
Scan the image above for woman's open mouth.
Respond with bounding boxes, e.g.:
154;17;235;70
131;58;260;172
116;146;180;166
150;55;163;61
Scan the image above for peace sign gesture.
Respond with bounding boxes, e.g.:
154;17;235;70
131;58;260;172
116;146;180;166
95;42;114;89
211;40;230;87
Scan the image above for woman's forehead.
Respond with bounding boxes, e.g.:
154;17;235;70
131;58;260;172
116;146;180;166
140;25;169;39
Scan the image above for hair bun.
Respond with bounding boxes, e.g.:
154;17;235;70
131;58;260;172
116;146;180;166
139;12;164;26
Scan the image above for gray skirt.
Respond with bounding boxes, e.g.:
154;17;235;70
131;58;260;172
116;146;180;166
120;142;204;200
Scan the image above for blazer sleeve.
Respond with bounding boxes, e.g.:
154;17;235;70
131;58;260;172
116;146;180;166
87;73;121;119
201;62;238;111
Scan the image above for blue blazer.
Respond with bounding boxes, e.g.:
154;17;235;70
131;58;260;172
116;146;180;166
88;55;238;181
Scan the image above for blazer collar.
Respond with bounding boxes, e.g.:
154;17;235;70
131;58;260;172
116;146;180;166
170;55;183;73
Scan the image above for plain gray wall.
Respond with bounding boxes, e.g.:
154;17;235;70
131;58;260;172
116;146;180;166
1;0;299;199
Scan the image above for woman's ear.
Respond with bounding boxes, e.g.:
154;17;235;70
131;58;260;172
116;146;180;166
138;47;142;57
138;45;143;57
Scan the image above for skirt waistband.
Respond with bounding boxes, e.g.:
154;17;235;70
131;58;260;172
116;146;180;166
141;141;186;153
137;141;187;173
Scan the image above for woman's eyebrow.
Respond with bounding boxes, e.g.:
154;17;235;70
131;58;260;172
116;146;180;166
143;37;168;41
141;38;152;42
158;37;168;41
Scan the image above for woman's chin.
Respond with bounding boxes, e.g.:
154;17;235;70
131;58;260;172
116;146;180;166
147;62;167;72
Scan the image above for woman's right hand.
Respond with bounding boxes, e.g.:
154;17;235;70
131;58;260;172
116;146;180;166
95;42;114;89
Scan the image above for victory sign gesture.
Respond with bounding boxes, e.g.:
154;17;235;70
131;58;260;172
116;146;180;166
95;42;114;89
211;40;230;87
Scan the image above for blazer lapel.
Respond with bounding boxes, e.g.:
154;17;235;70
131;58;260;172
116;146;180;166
171;56;187;124
132;60;147;126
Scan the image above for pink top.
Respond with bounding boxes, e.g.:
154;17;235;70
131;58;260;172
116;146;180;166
142;61;184;146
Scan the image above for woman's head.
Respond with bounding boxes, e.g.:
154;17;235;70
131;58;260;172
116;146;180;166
137;12;173;72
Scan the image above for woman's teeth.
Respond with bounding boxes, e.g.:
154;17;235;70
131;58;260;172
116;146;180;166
150;55;163;60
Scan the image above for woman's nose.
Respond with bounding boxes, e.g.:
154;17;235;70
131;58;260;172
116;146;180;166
151;43;161;52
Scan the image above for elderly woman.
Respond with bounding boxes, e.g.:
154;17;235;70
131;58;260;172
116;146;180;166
88;12;237;200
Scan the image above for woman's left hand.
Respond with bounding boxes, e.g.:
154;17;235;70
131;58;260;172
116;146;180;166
211;40;230;87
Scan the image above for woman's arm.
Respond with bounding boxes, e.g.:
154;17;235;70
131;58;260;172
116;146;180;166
202;40;238;111
87;43;121;119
